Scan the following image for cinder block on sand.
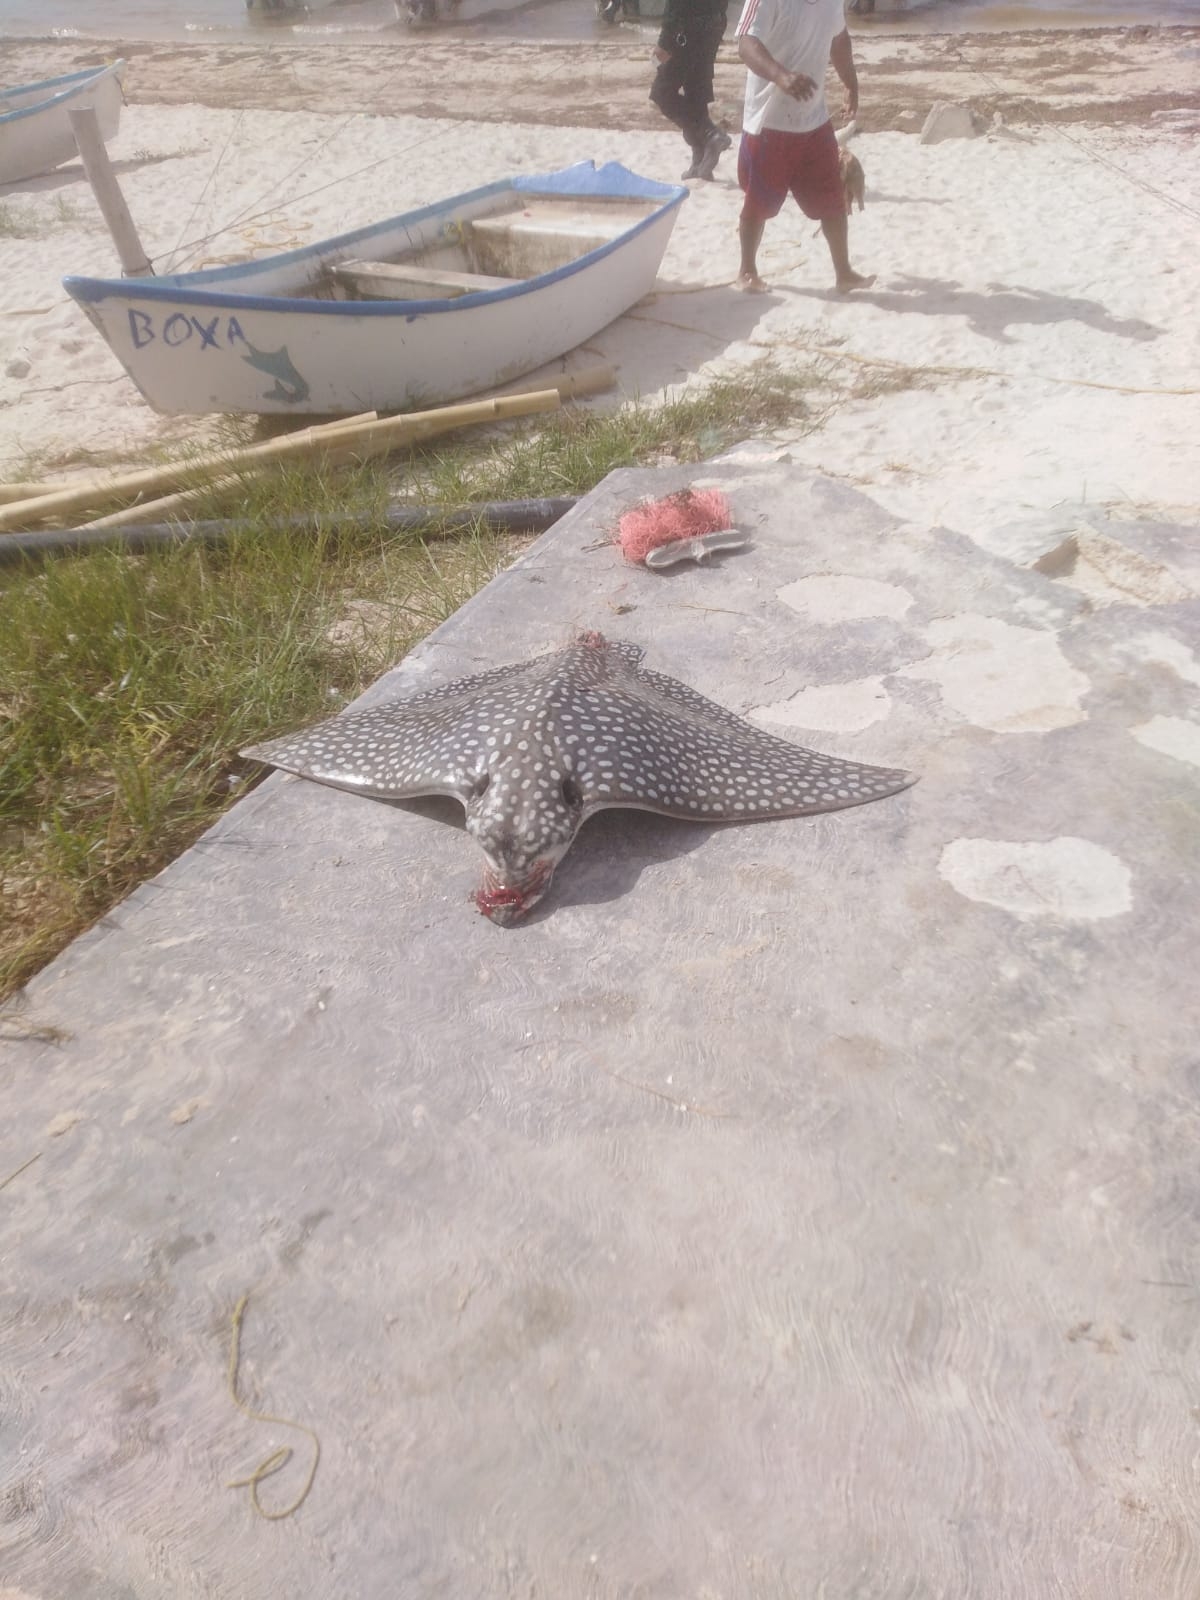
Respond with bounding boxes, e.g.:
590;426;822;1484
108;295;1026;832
920;100;982;143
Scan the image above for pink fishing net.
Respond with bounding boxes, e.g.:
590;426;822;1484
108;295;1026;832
617;488;731;564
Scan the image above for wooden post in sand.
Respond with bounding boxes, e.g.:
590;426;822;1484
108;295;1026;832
69;106;154;278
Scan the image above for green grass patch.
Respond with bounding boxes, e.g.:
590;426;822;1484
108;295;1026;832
0;364;813;999
406;361;814;504
0;202;37;239
0;195;85;239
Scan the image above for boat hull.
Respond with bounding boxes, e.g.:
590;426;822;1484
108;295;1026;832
0;62;126;187
64;162;686;417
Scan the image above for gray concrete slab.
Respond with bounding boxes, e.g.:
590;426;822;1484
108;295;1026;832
3;466;1199;1599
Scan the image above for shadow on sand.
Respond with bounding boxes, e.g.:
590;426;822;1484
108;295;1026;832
790;273;1164;345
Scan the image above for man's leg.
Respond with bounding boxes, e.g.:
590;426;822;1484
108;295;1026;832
680;67;712;180
819;211;875;292
684;43;730;181
736;213;768;293
695;119;732;181
790;124;875;291
735;132;781;291
650;56;691;136
650;56;707;177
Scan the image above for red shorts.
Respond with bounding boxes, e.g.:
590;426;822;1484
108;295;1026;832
738;121;844;223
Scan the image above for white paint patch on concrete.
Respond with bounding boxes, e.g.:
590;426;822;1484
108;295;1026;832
1123;631;1200;688
751;676;891;733
939;837;1133;921
1131;715;1200;769
900;613;1090;733
776;574;915;623
1009;591;1081;631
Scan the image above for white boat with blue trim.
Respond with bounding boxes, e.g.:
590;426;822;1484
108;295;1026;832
0;61;127;188
245;0;340;14
63;161;687;418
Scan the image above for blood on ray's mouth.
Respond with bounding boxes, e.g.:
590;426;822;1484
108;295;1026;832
474;883;526;915
473;859;554;924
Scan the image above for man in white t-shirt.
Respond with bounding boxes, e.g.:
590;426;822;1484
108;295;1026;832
733;0;873;293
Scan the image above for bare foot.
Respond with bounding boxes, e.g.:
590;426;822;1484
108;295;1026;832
734;271;770;293
836;270;876;293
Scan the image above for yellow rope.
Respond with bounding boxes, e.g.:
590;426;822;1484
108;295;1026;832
226;1292;321;1521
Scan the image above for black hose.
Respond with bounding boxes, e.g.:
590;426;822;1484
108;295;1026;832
0;498;579;568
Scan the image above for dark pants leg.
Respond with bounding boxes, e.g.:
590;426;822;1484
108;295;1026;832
650;48;717;150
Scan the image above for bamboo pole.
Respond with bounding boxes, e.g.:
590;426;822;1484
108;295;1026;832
77;408;387;530
0;418;375;529
0;366;615;534
323;391;561;458
79;371;610;531
275;408;377;436
308;366;615;471
0;392;556;533
491;365;616;405
0;482;77;505
79;475;245;530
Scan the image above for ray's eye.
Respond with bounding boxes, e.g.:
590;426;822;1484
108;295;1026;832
561;775;582;808
471;772;491;799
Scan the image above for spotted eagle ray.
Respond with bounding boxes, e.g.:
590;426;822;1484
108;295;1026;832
241;632;915;925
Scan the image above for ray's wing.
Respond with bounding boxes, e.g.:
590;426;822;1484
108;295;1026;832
241;657;553;802
634;664;788;741
567;672;914;821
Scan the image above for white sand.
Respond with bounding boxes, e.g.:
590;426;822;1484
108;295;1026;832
1;36;1197;559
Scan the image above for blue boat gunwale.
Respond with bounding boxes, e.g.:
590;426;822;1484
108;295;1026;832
62;161;688;321
0;60;126;127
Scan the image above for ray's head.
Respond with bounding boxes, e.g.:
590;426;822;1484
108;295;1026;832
466;760;586;926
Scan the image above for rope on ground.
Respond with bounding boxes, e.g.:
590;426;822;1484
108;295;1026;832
1048;122;1200;225
190;214;312;270
943;42;1200;226
625;310;728;342
627;315;1197;396
750;335;1199;397
226;1291;321;1522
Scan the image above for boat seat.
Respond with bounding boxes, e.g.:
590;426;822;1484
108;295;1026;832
468;213;624;255
330;259;516;301
464;203;651;276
